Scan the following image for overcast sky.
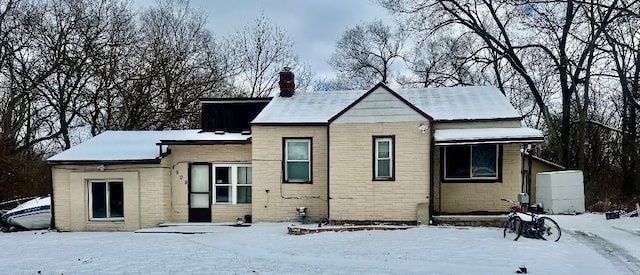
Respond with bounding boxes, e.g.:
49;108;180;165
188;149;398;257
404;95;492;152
134;0;393;80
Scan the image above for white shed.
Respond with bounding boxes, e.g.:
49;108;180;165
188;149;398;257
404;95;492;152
536;170;585;214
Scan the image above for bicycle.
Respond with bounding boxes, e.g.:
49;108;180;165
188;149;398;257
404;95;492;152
501;198;561;242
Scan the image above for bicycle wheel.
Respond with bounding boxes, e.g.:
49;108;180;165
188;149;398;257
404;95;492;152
503;216;522;241
537;217;561;242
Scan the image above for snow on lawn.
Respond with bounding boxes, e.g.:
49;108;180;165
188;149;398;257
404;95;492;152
1;214;638;274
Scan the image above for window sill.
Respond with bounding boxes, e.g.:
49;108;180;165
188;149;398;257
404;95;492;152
283;181;312;184
88;218;125;222
373;177;395;181
442;179;501;183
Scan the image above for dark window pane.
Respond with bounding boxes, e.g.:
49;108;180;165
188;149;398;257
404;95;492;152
287;162;310;181
91;182;106;218
216;167;230;184
109;182;124;218
377;159;391;177
445;146;471;178
237;186;252;204
472;145;497;178
216;186;229;203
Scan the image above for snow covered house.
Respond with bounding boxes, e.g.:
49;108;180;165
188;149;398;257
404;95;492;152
48;72;543;231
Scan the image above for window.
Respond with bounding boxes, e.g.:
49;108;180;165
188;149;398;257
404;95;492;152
373;136;395;180
212;165;252;204
237;166;252;204
284;138;311;183
444;144;500;181
215;167;231;203
89;180;124;220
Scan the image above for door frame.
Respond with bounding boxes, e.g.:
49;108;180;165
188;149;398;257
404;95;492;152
188;163;212;222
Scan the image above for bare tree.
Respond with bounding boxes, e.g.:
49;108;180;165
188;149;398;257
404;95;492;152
379;0;621;168
228;12;311;97
128;0;232;130
399;33;492;88
329;19;406;89
600;2;640;195
12;0;138;151
0;0;43;153
75;0;137;136
0;0;57;198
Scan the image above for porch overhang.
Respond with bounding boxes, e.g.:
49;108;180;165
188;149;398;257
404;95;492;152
433;127;543;146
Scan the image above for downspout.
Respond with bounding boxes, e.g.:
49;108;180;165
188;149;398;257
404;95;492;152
49;166;55;230
429;124;435;224
326;124;331;222
527;146;533;196
521;144;526;193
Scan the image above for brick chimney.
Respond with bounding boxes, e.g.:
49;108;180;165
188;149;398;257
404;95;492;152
278;67;295;97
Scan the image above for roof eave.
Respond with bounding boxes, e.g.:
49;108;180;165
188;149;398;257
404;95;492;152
434;117;524;123
199;97;272;103
250;122;329;126
526;153;566;170
157;139;252;145
48;159;162;166
434;137;544;146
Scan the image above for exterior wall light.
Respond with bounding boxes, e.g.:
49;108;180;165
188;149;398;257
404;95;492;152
418;124;427;134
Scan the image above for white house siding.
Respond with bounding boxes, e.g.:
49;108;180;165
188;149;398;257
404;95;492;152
251;125;329;222
51;164;170;231
167;144;252;223
329;122;431;222
332;87;426;123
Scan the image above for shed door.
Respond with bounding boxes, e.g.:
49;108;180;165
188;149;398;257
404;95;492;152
189;164;211;222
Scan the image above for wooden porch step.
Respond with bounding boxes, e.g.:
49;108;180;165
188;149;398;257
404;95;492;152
432;215;508;227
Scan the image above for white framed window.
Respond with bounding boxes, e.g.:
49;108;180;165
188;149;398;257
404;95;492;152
214;167;231;203
444;144;500;181
374;136;394;180
284;138;311;183
88;180;124;220
213;164;252;204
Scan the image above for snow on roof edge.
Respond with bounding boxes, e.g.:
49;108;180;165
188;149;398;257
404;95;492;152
434;127;544;145
48;130;251;162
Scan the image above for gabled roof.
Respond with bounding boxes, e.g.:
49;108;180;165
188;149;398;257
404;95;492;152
329;83;432;122
47;130;250;164
251;84;522;124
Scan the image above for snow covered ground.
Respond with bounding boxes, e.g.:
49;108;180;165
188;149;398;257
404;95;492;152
1;213;638;274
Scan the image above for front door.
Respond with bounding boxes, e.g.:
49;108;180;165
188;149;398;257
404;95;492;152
189;163;211;222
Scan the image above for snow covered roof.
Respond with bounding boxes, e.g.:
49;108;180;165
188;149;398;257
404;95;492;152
252;85;521;124
47;130;250;163
252;89;368;124
397;86;521;121
434;127;544;145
